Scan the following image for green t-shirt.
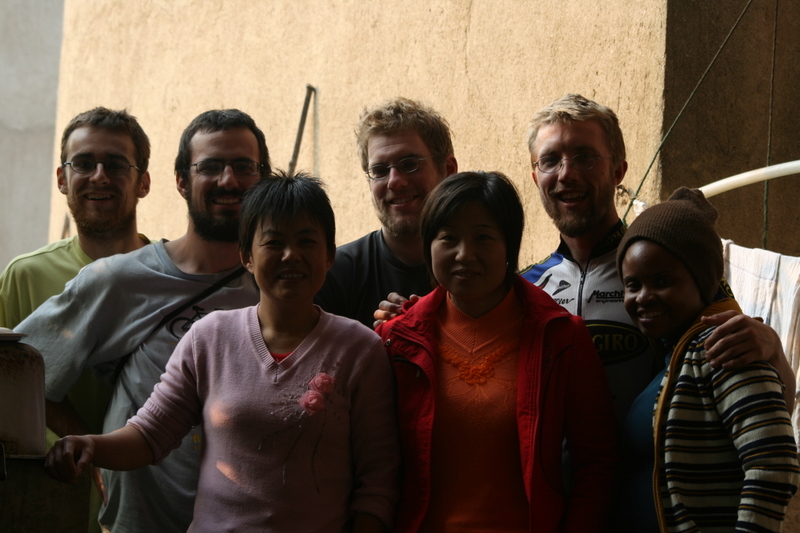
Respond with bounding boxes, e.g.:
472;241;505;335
0;235;93;329
1;234;151;438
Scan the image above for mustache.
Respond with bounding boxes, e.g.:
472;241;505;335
206;188;245;199
549;185;590;195
79;185;119;193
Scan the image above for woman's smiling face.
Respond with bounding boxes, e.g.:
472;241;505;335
431;201;508;318
621;240;705;340
243;210;333;306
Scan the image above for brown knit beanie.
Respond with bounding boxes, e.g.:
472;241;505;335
616;187;723;304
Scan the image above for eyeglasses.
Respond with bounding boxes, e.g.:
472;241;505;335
190;159;262;177
366;156;435;181
533;153;611;174
63;157;139;177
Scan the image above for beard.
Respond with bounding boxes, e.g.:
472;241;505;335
376;212;419;238
539;180;616;238
68;192;137;239
373;202;420;238
186;182;241;243
189;204;240;242
372;198;420;237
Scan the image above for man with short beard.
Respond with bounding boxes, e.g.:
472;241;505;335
1;107;152;329
17;109;268;533
520;93;794;424
315;97;457;327
0;107;152;532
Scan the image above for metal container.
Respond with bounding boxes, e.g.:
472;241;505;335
0;331;45;457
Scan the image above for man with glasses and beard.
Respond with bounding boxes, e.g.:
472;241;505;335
17;109;267;533
520;93;794;425
315;97;457;327
1;107;152;329
0;107;152;532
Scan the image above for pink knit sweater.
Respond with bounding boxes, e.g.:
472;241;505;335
128;305;400;532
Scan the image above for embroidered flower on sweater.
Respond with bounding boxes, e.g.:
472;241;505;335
309;372;335;394
299;390;325;414
298;373;335;414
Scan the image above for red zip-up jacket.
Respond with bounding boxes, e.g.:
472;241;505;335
376;276;618;532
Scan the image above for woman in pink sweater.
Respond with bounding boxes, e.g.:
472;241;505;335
46;173;400;532
376;171;617;532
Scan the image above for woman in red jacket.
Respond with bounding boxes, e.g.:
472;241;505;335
376;171;617;533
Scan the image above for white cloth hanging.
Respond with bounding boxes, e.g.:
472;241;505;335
723;239;800;441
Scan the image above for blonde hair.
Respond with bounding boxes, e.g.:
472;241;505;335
527;94;625;165
356;97;453;173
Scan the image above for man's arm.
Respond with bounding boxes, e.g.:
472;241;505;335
46;398;91;438
16;257;153;408
702;310;795;411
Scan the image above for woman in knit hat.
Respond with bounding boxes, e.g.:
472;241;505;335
376;171;618;532
615;187;799;532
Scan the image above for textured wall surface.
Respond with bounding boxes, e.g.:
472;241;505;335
48;1;798;260
660;0;800;255
49;0;668;266
0;0;63;268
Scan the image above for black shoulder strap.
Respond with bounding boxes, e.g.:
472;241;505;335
113;265;248;408
151;266;248;334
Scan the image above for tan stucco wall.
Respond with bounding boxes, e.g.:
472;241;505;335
49;0;669;267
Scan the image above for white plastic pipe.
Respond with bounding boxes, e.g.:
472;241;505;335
699;160;800;198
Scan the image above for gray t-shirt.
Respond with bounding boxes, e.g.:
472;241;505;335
17;240;259;533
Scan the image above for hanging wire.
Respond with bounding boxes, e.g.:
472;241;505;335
622;0;755;224
762;0;779;249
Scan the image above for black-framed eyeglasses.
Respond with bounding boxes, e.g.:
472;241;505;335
533;153;612;174
190;159;262;177
63;157;139;177
366;156;436;181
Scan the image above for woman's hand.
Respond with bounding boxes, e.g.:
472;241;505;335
45;435;96;484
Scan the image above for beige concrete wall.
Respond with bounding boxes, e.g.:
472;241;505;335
50;0;668;267
1;0;63;268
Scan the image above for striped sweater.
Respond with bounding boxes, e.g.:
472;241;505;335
653;299;800;532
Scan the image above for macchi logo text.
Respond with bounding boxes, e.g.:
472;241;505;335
587;289;624;304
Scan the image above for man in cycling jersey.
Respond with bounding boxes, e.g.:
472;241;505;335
519;93;793;421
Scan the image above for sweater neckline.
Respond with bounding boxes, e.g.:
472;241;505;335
439;288;522;351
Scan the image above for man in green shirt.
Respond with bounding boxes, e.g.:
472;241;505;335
1;107;152;329
0;107;152;532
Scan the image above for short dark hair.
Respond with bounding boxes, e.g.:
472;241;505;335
239;171;336;260
421;171;524;285
174;109;271;183
60;107;151;174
